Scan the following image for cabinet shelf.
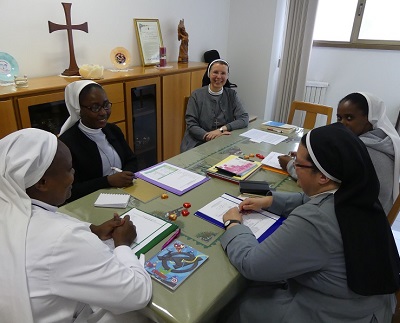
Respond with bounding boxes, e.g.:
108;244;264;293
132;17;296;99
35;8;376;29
135;145;157;155
133;108;155;118
1;62;207;157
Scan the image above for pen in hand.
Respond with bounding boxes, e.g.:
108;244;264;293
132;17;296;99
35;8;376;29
111;167;123;173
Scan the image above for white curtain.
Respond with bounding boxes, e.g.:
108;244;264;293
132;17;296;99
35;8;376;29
274;0;319;123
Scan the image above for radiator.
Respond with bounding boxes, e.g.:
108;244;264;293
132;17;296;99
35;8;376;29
292;81;330;127
304;81;329;104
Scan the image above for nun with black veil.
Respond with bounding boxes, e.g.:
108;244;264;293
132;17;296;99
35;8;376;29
219;122;400;322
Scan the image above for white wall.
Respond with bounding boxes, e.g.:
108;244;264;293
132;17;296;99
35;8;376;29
227;0;286;120
2;0;286;123
1;0;230;78
307;46;400;125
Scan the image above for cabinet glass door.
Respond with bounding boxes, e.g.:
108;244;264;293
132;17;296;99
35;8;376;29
28;101;69;135
131;85;157;170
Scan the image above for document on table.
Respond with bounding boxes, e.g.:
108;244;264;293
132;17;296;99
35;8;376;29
103;208;178;255
135;162;209;195
194;193;283;242
240;128;287;145
261;152;285;169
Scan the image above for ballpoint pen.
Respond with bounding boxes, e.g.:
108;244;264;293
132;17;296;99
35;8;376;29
161;228;181;250
111;167;137;181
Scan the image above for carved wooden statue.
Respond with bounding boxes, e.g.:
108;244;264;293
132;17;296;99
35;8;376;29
48;2;88;76
178;19;189;63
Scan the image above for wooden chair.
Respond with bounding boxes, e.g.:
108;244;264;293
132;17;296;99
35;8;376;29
388;193;400;226
287;101;333;129
182;96;190;137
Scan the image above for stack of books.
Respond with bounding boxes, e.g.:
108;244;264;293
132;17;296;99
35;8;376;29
206;155;261;184
261;121;297;134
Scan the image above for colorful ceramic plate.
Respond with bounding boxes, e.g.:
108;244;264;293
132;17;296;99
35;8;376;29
0;52;19;82
110;47;131;69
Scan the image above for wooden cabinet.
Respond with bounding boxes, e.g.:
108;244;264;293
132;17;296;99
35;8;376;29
15;83;127;137
0;62;207;160
125;77;162;170
162;72;191;160
190;69;205;91
17;91;66;134
162;69;205;159
0;100;18;139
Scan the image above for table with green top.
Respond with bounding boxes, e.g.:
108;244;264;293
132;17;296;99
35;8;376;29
59;120;304;323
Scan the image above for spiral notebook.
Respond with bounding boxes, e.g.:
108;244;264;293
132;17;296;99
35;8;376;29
94;193;130;208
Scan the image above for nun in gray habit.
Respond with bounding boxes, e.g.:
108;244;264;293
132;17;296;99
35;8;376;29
220;122;400;323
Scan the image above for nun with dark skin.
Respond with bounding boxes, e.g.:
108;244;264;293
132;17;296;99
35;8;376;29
278;92;400;214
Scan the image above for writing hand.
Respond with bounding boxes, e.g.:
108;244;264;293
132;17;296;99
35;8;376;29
239;196;273;212
107;171;135;188
278;155;293;171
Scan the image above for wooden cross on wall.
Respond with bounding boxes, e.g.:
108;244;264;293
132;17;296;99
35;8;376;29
48;2;88;76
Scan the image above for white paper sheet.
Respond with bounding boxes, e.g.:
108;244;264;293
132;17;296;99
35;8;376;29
240;128;287;145
261;152;286;169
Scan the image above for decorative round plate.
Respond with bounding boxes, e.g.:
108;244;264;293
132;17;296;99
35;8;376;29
110;47;131;69
0;52;19;82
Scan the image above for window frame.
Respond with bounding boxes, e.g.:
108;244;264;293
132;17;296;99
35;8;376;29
313;0;400;50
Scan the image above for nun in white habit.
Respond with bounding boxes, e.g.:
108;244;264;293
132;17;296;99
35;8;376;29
0;128;156;322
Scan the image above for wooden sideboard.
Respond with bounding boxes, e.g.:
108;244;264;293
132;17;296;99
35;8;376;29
0;62;207;162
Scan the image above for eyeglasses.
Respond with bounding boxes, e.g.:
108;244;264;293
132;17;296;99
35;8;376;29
293;158;315;169
81;101;112;113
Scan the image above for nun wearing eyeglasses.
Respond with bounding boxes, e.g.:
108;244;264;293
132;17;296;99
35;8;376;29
180;59;249;152
59;81;137;202
219;122;400;322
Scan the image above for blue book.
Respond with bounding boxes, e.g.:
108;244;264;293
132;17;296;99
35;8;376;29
261;121;297;134
145;240;208;290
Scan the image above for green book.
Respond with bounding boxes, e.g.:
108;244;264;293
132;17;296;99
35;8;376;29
104;208;178;256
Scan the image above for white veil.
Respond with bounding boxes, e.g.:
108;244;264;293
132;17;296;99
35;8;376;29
0;128;58;322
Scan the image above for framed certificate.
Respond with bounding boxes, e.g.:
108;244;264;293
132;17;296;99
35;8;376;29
134;19;163;66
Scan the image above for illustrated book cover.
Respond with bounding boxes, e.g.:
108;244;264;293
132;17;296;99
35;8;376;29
145;240;209;290
206;155;261;184
261;121;297;134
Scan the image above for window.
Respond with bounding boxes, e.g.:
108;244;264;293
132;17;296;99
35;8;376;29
313;0;400;50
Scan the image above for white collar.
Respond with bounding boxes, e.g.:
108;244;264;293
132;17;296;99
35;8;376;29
208;84;223;96
310;188;338;199
31;198;58;213
78;120;102;134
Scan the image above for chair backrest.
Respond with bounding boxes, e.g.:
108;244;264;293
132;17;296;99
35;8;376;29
388;192;400;226
182;96;190;137
287;101;333;129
